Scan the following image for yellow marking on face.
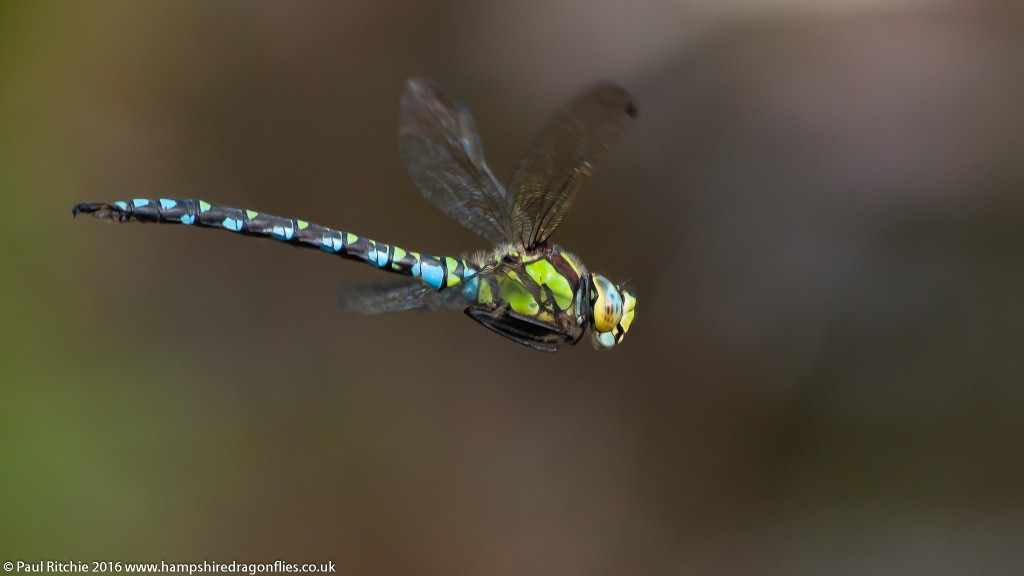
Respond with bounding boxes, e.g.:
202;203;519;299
245;209;258;219
620;291;636;332
620;311;635;333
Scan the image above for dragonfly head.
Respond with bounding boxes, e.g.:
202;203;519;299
587;273;636;349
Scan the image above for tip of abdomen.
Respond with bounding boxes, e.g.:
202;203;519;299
71;202;128;221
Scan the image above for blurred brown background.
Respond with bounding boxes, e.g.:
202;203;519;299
2;1;1022;574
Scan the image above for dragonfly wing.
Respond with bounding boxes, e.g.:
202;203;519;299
399;78;512;246
507;82;637;247
338;263;507;315
339;280;465;314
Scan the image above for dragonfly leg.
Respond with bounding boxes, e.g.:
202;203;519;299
465;305;570;352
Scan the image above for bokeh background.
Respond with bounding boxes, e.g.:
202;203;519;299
2;0;1022;574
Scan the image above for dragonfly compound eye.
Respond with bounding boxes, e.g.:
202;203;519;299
590;274;623;332
591;285;635;349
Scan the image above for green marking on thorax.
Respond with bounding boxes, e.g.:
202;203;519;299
525;259;573;310
563;253;582;277
499;275;539;315
478;280;493;304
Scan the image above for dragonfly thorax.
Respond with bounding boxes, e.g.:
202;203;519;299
483;244;587;315
475;245;636;349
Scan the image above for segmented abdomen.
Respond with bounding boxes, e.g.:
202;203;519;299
72;198;477;291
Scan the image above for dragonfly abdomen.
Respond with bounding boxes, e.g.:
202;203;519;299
72;198;476;291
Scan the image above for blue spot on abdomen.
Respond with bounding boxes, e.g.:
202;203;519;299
320;236;343;252
222;217;243;232
365;243;389;268
420;260;444;289
271;225;294;241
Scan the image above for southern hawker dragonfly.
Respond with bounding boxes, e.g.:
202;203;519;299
73;78;637;352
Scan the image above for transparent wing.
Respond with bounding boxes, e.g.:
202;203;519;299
507;82;637;247
339;262;506;316
399;78;512;246
338;280;465;314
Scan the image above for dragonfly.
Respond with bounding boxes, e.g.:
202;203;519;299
73;78;637;352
